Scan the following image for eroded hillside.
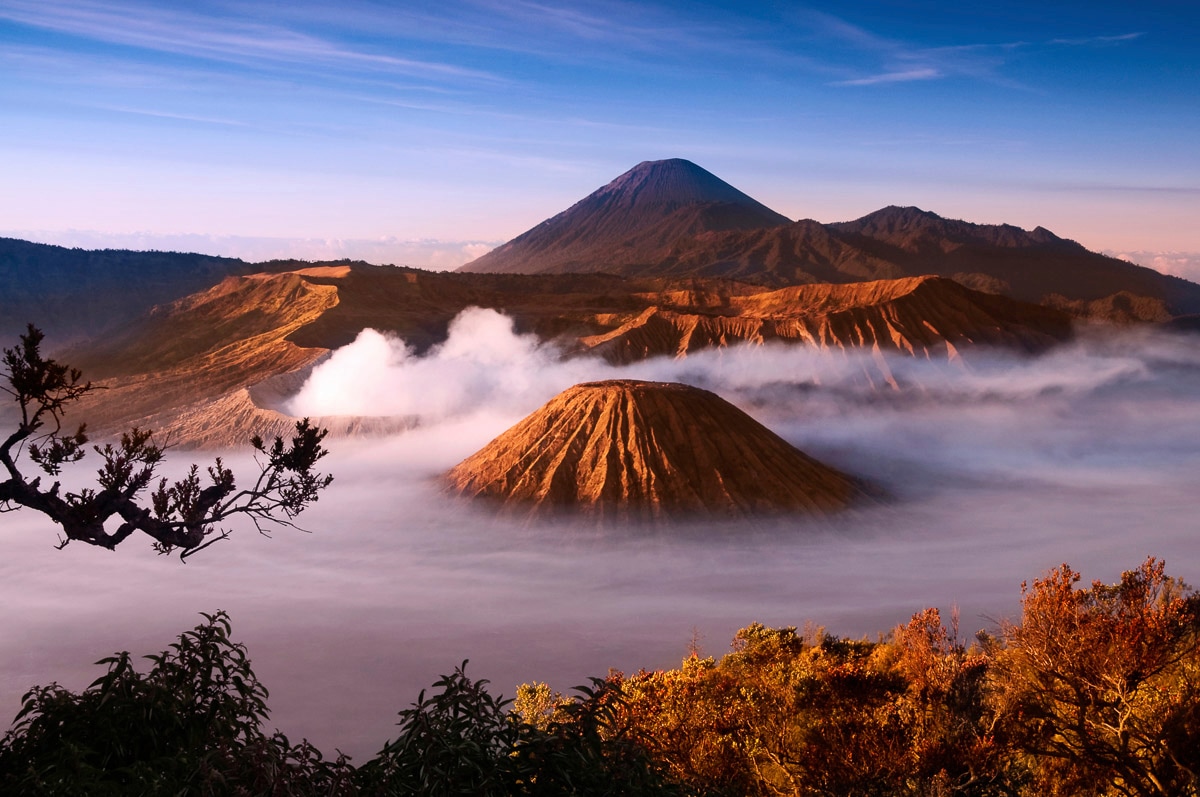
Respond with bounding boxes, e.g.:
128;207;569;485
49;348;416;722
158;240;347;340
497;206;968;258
63;264;1074;446
445;380;867;519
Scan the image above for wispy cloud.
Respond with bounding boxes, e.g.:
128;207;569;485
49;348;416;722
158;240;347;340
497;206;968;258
833;68;941;86
1050;32;1145;46
0;0;500;84
353;93;682;140
94;105;253;128
1039;183;1200;195
1107;250;1200;282
808;10;1144;91
802;10;1010;88
468;0;723;55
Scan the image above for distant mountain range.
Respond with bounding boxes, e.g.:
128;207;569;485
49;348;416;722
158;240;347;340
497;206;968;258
4;157;1199;447
460;159;1200;321
5;158;1199;343
0;237;268;340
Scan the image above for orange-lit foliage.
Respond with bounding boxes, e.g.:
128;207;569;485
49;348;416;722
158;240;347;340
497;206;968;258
5;560;1199;795
607;615;1013;796
989;558;1200;797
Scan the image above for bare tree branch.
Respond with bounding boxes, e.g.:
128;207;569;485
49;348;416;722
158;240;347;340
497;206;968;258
1;324;333;558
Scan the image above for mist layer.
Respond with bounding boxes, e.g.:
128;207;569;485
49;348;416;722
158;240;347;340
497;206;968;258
3;321;1199;759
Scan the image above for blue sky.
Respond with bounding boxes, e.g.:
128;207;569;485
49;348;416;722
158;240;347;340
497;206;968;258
1;0;1197;268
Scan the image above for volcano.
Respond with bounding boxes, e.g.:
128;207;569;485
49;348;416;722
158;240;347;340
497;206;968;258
460;159;791;275
445;380;865;520
459;160;1200;321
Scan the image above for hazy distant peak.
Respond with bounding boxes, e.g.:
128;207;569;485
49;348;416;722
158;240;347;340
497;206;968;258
451;161;1200;319
834;205;1081;251
841;205;944;230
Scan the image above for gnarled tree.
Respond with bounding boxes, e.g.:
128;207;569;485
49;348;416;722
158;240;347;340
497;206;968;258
0;324;332;558
989;558;1200;797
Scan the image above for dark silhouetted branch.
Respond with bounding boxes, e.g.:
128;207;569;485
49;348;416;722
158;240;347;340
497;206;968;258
1;324;332;557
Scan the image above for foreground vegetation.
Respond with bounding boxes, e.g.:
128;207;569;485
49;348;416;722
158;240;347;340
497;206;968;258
1;558;1197;796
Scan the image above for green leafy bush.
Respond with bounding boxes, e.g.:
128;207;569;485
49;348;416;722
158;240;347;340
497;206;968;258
0;611;354;796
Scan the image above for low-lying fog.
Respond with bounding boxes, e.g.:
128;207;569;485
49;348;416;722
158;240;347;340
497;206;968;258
3;310;1199;759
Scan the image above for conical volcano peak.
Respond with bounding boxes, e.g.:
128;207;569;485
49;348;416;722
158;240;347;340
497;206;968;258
595;158;774;210
459;159;791;275
445;379;866;521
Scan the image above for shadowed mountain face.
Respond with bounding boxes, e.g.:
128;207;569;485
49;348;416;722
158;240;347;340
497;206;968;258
0;237;264;340
460;163;1200;321
460;159;792;275
445;380;865;520
824;206;1200;317
655;206;1200;317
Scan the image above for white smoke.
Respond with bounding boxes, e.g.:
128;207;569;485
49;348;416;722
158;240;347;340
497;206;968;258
287;308;607;422
286;306;1178;446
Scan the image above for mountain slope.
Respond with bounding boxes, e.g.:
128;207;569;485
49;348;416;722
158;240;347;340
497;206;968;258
445;380;866;520
458;159;1200;321
57;264;1074;446
580;275;1071;366
826;206;1200;316
640;218;905;284
0;237;261;340
460;159;791;275
68;269;342;440
622;206;1200;319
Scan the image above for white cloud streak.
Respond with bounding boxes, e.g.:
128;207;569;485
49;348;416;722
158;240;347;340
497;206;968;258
833;67;941;86
1050;32;1145;46
0;229;499;268
809;9;1143;90
0;0;500;84
1108;250;1200;283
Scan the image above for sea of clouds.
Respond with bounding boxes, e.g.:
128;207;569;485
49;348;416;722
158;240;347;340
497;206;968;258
0;229;498;270
1108;249;1200;284
3;309;1199;758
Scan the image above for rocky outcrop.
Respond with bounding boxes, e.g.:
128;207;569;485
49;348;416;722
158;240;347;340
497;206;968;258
69;271;340;439
445;380;866;521
579;276;1073;364
58;265;1078;446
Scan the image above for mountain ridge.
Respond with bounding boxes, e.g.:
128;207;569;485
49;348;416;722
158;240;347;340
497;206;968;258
459;161;1200;320
52;264;1073;446
0;237;267;340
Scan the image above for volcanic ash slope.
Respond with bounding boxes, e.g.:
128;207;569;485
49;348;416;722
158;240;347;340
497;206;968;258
445;380;866;521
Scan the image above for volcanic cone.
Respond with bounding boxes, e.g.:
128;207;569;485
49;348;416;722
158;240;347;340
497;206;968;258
445;380;865;520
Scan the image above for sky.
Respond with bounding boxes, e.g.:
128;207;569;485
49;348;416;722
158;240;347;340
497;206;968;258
1;0;1198;271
